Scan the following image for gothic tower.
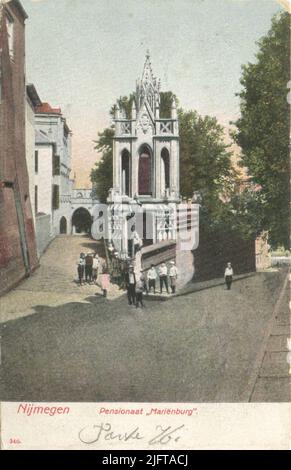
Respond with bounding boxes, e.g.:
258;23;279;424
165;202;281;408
107;52;183;259
112;52;180;203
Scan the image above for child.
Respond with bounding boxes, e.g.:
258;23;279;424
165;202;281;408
224;262;234;290
135;274;146;308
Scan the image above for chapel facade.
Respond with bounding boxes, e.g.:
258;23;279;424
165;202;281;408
107;52;182;258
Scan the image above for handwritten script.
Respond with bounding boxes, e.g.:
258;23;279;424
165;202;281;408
78;422;185;446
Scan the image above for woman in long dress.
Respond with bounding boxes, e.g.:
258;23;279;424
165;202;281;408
100;265;110;297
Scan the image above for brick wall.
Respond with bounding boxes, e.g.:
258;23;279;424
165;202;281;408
193;227;256;282
0;1;38;296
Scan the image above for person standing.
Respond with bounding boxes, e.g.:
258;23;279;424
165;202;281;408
147;264;158;294
92;254;99;284
101;266;110;297
130;227;143;257
77;255;85;286
224;262;234;290
85;253;93;283
135;274;146;308
125;265;136;305
159;263;169;294
169;261;178;294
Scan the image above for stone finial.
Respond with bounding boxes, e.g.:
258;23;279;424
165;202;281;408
171;97;177;119
114;103;120;119
131;99;136;120
155;100;160;119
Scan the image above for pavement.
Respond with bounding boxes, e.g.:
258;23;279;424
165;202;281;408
0;236;123;324
0;235;289;402
146;272;256;301
249;271;290;402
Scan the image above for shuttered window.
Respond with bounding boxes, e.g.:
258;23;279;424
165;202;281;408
52;185;59;210
52;154;60;176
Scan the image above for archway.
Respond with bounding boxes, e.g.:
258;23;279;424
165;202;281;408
60;216;67;234
121;149;130;196
161;148;170;196
138;145;152;195
72;208;92;235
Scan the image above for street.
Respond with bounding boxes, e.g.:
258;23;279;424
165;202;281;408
0;235;289;402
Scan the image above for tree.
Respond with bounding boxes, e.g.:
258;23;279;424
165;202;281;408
233;12;290;248
179;110;235;222
90;128;114;203
91;93;236;219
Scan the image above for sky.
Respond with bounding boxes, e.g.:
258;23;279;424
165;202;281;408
21;0;284;188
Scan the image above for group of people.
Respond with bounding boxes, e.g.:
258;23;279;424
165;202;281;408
77;250;234;305
76;252;110;297
77;252;100;285
124;261;178;309
147;261;178;295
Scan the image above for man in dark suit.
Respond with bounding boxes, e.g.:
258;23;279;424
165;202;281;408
125;265;136;305
85;253;93;283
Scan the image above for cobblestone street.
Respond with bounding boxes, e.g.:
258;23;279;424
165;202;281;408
0;236;289;402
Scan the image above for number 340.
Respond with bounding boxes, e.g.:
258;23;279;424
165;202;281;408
9;438;21;445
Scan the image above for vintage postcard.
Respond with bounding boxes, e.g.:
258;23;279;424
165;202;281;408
0;0;290;450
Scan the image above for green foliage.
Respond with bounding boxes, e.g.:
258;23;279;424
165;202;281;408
179;110;235;220
90;128;114;203
110;94;136;119
233;12;290;248
160;91;178;118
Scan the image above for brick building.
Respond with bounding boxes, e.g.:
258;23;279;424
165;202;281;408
0;0;38;295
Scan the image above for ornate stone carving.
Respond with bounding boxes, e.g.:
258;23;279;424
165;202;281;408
137;112;153;134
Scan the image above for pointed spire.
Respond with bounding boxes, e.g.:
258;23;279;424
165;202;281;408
171;97;177;119
155;98;160;119
131;99;136;120
135;51;160;114
114;103;120;119
141;50;155;89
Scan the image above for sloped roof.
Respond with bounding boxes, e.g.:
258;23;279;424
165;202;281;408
0;1;28;21
27;84;42;108
35;102;62;115
12;0;28;19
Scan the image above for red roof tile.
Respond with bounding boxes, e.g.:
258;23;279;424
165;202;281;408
35;102;61;115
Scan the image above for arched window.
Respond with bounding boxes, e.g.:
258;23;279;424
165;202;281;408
138;145;152;195
121;149;130;196
161;148;170;195
60;216;67;234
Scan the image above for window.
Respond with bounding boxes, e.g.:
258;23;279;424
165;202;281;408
161;148;170;195
35;151;39;174
52;185;60;210
138;145;152;195
35;186;38;214
121;149;130;196
6;15;14;60
52;154;60;176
